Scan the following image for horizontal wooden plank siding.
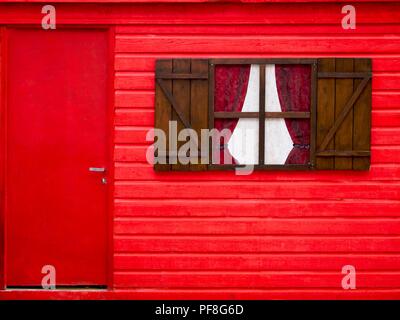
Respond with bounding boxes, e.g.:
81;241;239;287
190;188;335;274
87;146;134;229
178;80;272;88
114;218;400;235
115;235;400;250
115;199;400;217
109;1;400;299
113;272;400;289
115;254;400;271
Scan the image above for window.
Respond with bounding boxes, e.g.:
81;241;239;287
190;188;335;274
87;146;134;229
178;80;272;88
154;58;372;171
210;60;314;169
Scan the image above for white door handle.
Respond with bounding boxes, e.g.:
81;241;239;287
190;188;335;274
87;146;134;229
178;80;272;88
89;167;106;173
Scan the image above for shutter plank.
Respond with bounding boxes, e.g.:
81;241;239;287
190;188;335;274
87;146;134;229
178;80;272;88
353;59;372;170
334;58;354;169
154;60;172;171
316;58;335;169
172;59;191;170
190;59;209;170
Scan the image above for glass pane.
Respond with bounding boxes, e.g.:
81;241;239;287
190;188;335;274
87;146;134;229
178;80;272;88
273;64;311;112
265;118;310;165
215;64;259;113
213;119;259;165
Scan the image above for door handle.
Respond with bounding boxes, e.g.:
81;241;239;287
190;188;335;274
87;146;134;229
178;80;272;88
89;167;106;173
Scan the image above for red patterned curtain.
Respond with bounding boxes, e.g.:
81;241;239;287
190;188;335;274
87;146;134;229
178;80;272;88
275;65;311;165
214;65;250;164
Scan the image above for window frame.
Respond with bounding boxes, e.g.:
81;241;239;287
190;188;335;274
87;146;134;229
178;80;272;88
208;58;318;170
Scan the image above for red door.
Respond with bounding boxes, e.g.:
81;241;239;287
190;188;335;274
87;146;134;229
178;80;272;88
6;29;109;286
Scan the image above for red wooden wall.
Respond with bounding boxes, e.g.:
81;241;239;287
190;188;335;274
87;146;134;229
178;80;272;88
1;1;400;299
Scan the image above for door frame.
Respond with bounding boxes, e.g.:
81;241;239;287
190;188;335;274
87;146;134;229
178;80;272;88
0;25;115;290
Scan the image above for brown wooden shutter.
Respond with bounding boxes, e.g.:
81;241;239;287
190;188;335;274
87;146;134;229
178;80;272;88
315;58;372;170
154;59;209;171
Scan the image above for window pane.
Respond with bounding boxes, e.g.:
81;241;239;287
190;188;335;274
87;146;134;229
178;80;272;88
265;118;310;165
213;119;259;165
215;64;258;112
274;64;311;112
